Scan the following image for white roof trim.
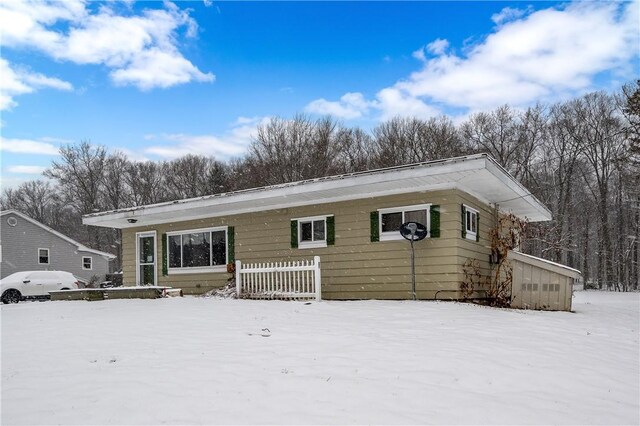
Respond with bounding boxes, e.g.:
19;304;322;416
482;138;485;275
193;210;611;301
83;154;552;229
508;250;582;278
1;210;116;259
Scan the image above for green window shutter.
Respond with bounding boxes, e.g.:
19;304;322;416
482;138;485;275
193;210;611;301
430;205;440;238
227;226;235;263
475;214;480;242
161;233;168;276
291;220;298;248
326;216;335;246
370;211;379;242
461;205;466;239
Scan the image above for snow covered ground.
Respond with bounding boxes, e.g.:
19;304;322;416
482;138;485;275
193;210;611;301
2;291;638;425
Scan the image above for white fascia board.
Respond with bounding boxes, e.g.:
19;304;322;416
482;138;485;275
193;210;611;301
82;154;550;228
86;182;459;229
481;158;552;222
77;247;117;259
508;250;581;278
84;158;487;229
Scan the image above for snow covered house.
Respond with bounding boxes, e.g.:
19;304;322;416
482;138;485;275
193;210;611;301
1;210;116;283
82;154;580;309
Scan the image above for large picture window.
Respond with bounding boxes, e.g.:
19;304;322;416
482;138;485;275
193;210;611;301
167;227;227;273
378;204;431;241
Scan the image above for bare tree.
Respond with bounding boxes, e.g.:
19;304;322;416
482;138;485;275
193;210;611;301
569;92;626;289
372;117;425;167
44;141;107;215
461;105;524;178
245;115;343;186
125;161;165;206
103;152;131;210
333;127;374;173
621;80;640;160
0;180;59;223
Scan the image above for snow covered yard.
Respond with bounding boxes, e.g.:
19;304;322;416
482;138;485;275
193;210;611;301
2;292;638;425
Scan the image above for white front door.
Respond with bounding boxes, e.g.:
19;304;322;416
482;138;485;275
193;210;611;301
136;232;157;286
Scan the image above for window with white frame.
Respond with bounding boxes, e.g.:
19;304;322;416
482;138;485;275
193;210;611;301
167;227;227;273
378;204;430;241
463;205;478;240
297;216;327;248
38;248;50;264
82;256;92;270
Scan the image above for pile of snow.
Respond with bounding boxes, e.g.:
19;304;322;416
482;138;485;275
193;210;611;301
2;291;638;425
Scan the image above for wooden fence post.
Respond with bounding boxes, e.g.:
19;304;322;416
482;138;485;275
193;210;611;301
235;260;242;298
314;256;321;301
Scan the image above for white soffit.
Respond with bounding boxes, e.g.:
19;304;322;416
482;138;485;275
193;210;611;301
83;154;552;229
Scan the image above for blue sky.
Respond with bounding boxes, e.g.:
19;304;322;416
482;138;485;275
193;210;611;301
1;1;638;188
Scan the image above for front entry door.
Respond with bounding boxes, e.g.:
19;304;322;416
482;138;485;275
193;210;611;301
137;232;156;286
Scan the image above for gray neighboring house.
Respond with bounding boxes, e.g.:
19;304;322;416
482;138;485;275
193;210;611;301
0;210;116;283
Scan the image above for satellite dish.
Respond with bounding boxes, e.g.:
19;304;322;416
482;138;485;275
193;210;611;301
399;222;428;241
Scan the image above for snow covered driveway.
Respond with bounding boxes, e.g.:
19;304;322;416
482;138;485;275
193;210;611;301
2;292;638;425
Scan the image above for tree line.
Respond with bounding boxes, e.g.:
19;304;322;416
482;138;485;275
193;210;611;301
3;82;639;290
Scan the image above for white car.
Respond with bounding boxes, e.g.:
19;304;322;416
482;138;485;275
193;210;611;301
1;271;80;304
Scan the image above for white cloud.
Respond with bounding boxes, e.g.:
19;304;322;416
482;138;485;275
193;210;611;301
413;39;450;61
0;136;60;155
6;165;47;174
144;117;270;160
403;1;638;111
305;1;639;120
305;92;372;120
0;58;72;111
426;39;449;55
114;147;150;163
376;87;440;121
491;7;530;25
110;48;214;90
0;0;213;91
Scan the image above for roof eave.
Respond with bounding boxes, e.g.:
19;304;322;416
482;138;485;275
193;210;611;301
82;154;552;228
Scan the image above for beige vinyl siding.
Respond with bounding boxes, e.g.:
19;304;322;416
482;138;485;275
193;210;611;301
455;191;496;298
122;189;491;299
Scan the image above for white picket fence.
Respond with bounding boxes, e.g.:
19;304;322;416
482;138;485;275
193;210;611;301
235;256;321;301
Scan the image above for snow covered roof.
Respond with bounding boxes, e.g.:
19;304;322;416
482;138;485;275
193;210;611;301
83;153;552;229
1;210;116;259
508;250;582;278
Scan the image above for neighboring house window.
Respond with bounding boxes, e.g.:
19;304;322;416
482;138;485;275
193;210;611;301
462;204;479;241
290;215;335;249
377;204;431;241
38;248;50;264
83;256;93;270
166;227;228;273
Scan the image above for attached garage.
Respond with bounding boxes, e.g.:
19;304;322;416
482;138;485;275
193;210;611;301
509;250;581;311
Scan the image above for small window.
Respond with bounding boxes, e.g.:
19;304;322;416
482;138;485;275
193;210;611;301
297;216;327;249
38;248;49;265
83;256;92;270
378;204;431;241
462;205;479;241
